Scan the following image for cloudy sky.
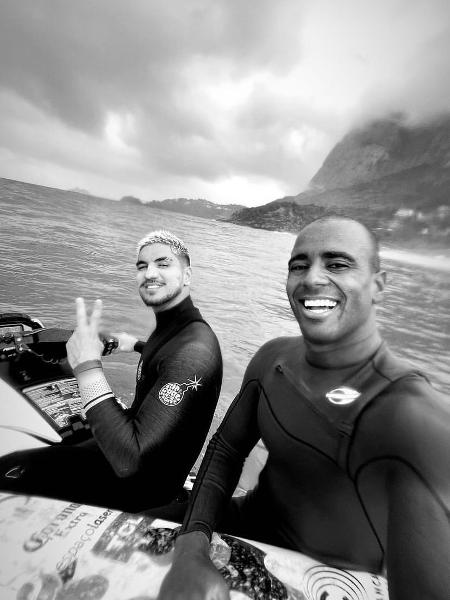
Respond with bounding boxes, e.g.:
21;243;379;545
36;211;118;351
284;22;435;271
0;0;449;206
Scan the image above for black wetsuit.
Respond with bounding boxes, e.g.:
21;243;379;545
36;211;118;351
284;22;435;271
1;297;222;512
182;337;450;576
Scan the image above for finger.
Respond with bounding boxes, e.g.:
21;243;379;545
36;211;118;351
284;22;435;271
89;298;103;330
75;297;87;328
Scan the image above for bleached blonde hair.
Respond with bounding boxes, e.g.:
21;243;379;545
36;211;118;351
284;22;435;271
136;230;191;265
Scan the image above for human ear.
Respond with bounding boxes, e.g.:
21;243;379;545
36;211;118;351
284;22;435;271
372;270;386;304
183;266;192;286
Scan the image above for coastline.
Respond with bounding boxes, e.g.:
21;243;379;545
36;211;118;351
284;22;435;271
380;245;450;272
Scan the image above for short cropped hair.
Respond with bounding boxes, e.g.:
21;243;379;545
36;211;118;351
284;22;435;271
136;230;191;266
299;215;381;272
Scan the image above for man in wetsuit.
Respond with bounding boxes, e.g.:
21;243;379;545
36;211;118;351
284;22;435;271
2;231;222;512
158;218;450;600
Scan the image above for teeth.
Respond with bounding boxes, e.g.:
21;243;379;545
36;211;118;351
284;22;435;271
303;298;337;308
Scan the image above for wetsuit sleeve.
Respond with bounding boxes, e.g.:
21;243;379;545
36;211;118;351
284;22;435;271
387;460;450;599
85;325;222;483
387;383;450;599
134;340;145;353
180;345;269;540
354;376;450;598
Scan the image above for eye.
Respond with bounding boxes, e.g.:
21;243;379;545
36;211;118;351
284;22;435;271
136;263;147;271
288;263;308;273
327;261;348;271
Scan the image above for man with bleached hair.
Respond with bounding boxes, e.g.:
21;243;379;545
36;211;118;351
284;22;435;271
3;231;222;513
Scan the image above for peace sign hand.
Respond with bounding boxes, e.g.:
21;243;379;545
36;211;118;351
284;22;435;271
66;298;105;370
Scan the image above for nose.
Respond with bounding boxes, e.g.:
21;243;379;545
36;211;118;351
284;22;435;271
302;263;329;287
144;264;159;279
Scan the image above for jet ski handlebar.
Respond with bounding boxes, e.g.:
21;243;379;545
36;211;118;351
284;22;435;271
0;314;118;362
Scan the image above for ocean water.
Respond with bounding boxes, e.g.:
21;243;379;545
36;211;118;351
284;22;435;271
1;178;449;432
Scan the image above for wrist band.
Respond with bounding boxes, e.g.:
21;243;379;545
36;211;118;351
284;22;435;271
74;359;103;376
83;395;113;412
78;376;113;410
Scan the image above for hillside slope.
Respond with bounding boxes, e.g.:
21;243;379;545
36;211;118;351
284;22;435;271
228;116;450;246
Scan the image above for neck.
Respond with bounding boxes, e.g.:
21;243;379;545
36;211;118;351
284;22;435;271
304;330;383;369
152;290;191;315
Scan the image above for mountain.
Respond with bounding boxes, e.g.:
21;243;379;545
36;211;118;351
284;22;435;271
228;115;450;246
309;116;450;192
144;197;244;220
120;195;143;206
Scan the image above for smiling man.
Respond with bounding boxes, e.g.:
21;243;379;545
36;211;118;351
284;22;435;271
286;218;384;355
2;231;222;514
159;217;450;600
136;233;192;310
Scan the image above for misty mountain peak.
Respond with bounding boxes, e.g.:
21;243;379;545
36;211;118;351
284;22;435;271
310;116;450;190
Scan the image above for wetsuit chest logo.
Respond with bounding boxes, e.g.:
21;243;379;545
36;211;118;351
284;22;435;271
158;375;202;406
325;387;361;405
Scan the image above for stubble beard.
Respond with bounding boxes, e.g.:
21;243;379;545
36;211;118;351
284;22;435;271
139;285;183;308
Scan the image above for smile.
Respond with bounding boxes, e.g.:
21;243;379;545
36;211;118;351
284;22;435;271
144;283;163;289
301;298;338;314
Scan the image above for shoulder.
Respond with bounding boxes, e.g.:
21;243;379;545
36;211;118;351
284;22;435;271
357;375;450;499
169;320;220;352
244;336;302;377
386;378;450;511
160;321;222;371
360;371;450;441
362;343;448;438
375;374;449;426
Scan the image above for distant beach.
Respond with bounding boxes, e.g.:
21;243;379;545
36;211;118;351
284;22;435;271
380;246;450;272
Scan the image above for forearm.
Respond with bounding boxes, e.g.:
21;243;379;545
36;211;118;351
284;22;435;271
181;432;246;539
73;362;136;475
74;360;148;473
83;391;141;477
74;360;142;477
182;379;262;538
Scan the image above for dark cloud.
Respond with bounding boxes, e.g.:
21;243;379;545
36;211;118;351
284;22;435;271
0;1;449;204
0;1;303;132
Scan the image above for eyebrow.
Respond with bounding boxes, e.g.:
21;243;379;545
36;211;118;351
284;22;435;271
288;251;356;266
136;255;174;267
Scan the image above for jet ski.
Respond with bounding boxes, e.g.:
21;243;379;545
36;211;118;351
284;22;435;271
0;312;116;475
